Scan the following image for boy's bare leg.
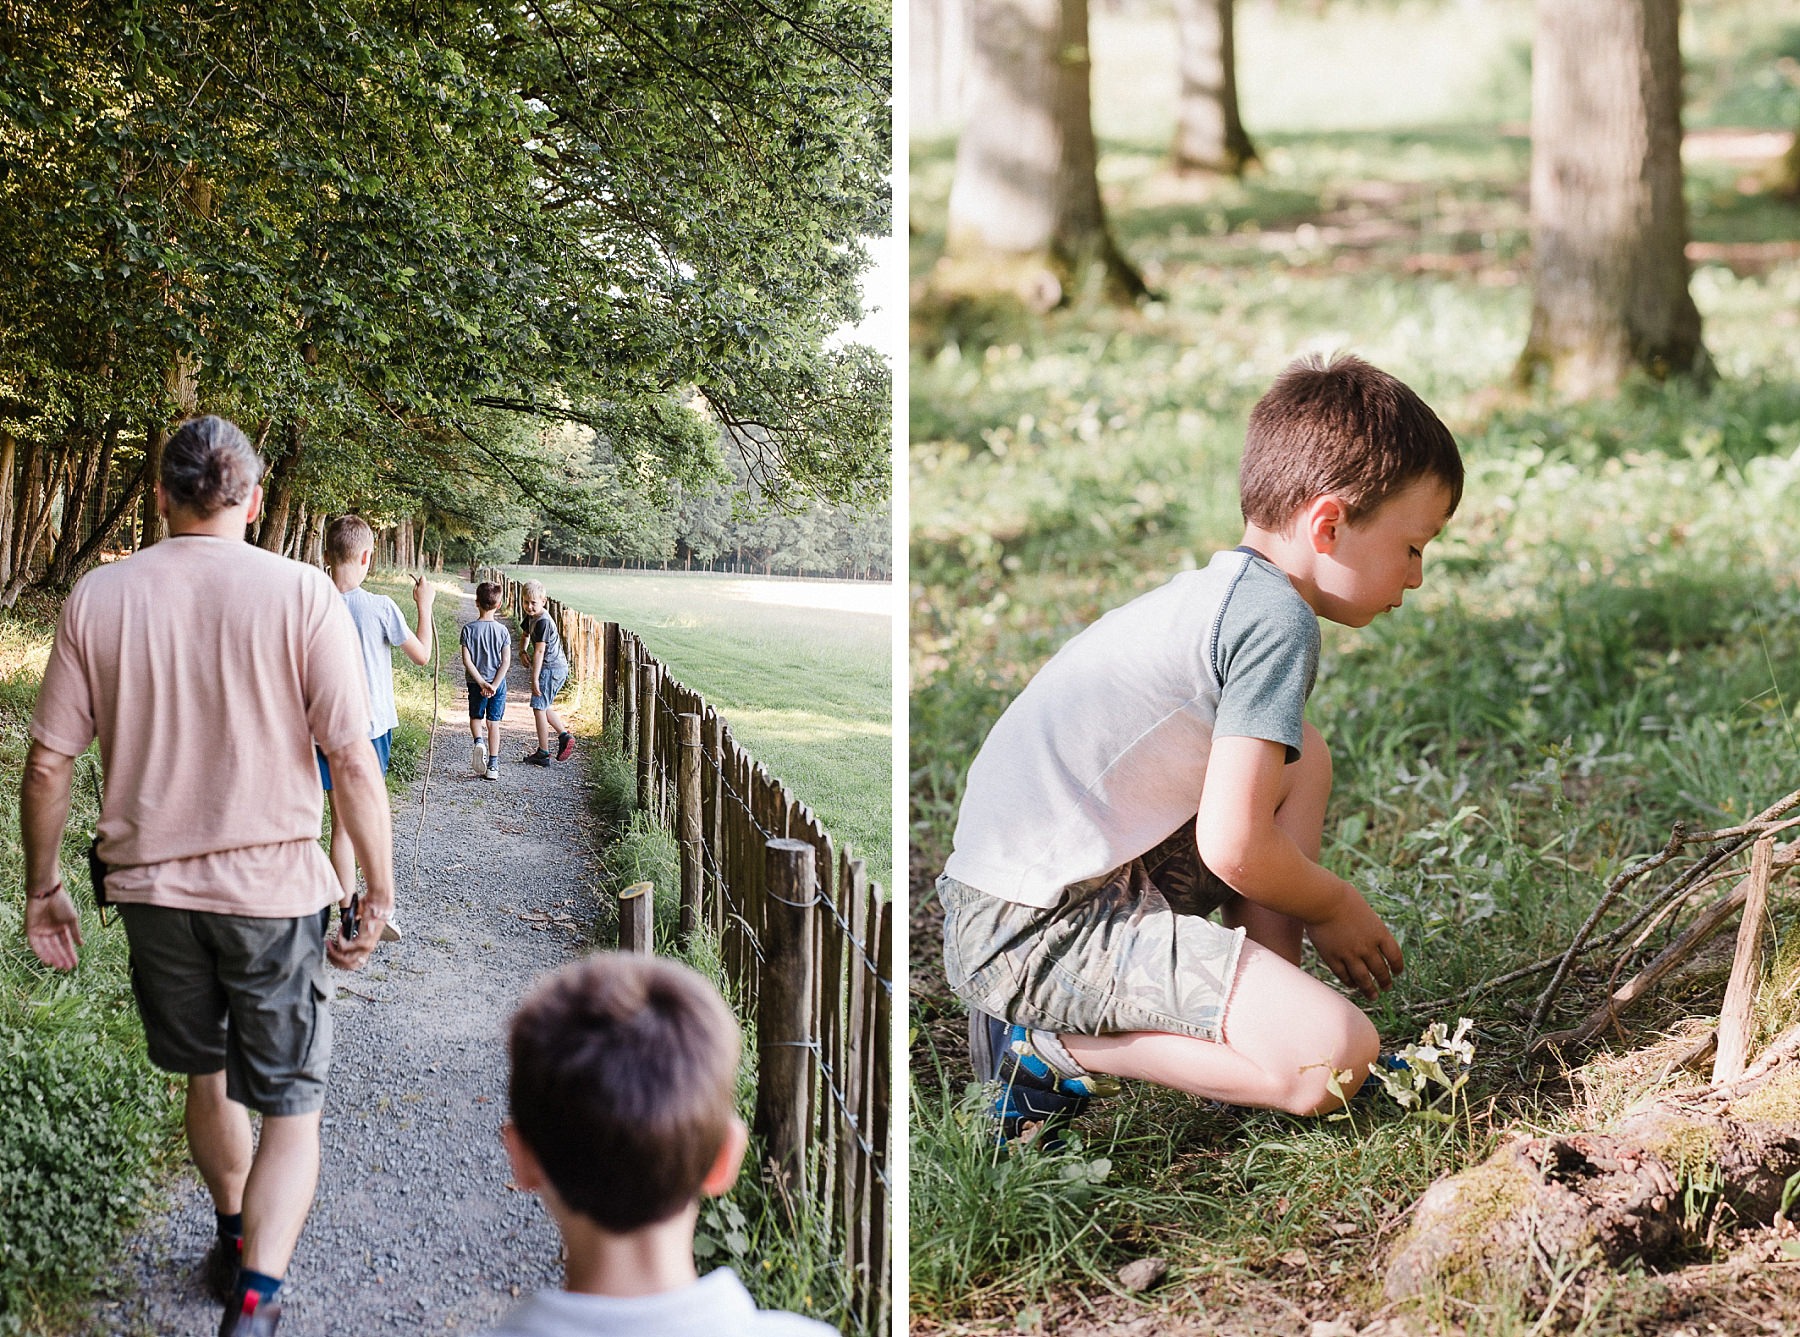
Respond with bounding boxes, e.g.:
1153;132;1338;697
239;1110;323;1277
546;704;569;736
1063;942;1379;1114
1065;720;1378;1114
185;1070;252;1215
533;709;550;751
487;719;502;756
323;789;355;901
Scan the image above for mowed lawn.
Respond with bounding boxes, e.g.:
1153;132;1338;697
516;568;895;896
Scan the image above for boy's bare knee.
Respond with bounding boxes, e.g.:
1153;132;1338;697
1273;1003;1379;1116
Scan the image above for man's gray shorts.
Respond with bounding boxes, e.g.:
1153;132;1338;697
118;904;333;1116
940;823;1247;1042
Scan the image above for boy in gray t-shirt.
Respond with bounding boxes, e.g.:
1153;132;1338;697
461;582;512;781
321;514;435;941
939;353;1464;1136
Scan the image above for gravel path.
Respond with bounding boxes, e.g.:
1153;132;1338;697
84;586;606;1336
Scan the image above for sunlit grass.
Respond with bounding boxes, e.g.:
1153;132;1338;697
909;0;1800;1324
514;568;895;897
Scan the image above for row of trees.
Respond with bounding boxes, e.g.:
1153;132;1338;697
924;0;1747;399
0;0;892;607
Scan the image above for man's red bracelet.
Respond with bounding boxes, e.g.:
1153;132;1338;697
27;881;64;901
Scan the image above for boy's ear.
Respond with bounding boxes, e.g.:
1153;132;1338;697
699;1116;749;1199
357;545;373;570
1302;495;1348;554
501;1121;548;1193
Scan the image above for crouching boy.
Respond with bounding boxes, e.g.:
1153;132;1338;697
486;952;838;1335
939;353;1463;1134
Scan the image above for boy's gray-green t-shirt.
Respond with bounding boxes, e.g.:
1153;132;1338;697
481;1269;837;1336
943;547;1320;908
460;617;510;684
526;611;568;675
342;586;411;738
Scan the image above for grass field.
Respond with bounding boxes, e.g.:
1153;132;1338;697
911;0;1800;1329
513;568;896;898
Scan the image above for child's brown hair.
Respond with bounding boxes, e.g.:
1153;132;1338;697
324;514;375;567
508;953;740;1231
1239;353;1463;529
475;581;503;612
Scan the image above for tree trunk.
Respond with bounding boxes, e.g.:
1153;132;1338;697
938;0;1146;308
256;420;304;552
47;420;117;588
139;421;166;549
1388;1025;1800;1305
1;444;65;608
912;0;970;137
1516;0;1709;397
1172;0;1257;176
0;431;15;588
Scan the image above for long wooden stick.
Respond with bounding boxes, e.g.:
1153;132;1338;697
1712;836;1775;1084
1530;877;1752;1056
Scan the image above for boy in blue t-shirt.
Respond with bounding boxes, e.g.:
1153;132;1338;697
321;515;435;938
520;579;573;766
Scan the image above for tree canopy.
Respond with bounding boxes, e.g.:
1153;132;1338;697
0;0;891;593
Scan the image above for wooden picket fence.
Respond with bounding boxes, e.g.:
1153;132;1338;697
478;569;892;1336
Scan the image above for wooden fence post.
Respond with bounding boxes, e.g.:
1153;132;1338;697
636;660;656;814
1714;835;1777;1083
867;895;892;1337
603;621;619;737
622;636;638;755
755;838;816;1198
677;712;702;943
619;880;654;953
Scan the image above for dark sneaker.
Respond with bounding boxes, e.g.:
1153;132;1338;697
556;731;574;762
219;1294;282;1337
524;749;552;767
201;1233;241;1303
968;1009;1091;1143
1353;1052;1415;1106
996;1023;1123;1099
485;759;500;782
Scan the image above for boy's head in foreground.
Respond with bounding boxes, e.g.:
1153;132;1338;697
503;952;746;1236
1240;353;1463;629
324;514;377;587
475;581;504;615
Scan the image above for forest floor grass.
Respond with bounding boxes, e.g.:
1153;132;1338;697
909;2;1800;1332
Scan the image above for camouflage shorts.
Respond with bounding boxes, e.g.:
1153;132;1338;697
939;823;1247;1043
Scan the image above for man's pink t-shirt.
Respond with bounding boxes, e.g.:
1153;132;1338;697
29;535;372;917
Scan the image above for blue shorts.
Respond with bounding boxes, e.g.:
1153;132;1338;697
531;664;569;711
316;731;392;792
469;681;507;721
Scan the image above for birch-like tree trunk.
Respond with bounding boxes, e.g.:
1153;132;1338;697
938;0;1144;308
1517;0;1708;396
1172;0;1256;176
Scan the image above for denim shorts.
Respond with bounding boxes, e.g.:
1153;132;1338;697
468;682;507;721
316;730;392;792
119;903;334;1115
939;822;1246;1042
531;664;568;710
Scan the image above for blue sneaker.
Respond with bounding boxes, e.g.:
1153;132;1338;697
1354;1052;1414;1106
967;1010;1099;1142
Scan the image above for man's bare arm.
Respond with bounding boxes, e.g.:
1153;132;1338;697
20;741;82;970
321;739;393;970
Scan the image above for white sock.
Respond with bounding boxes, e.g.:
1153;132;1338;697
1028;1029;1090;1080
